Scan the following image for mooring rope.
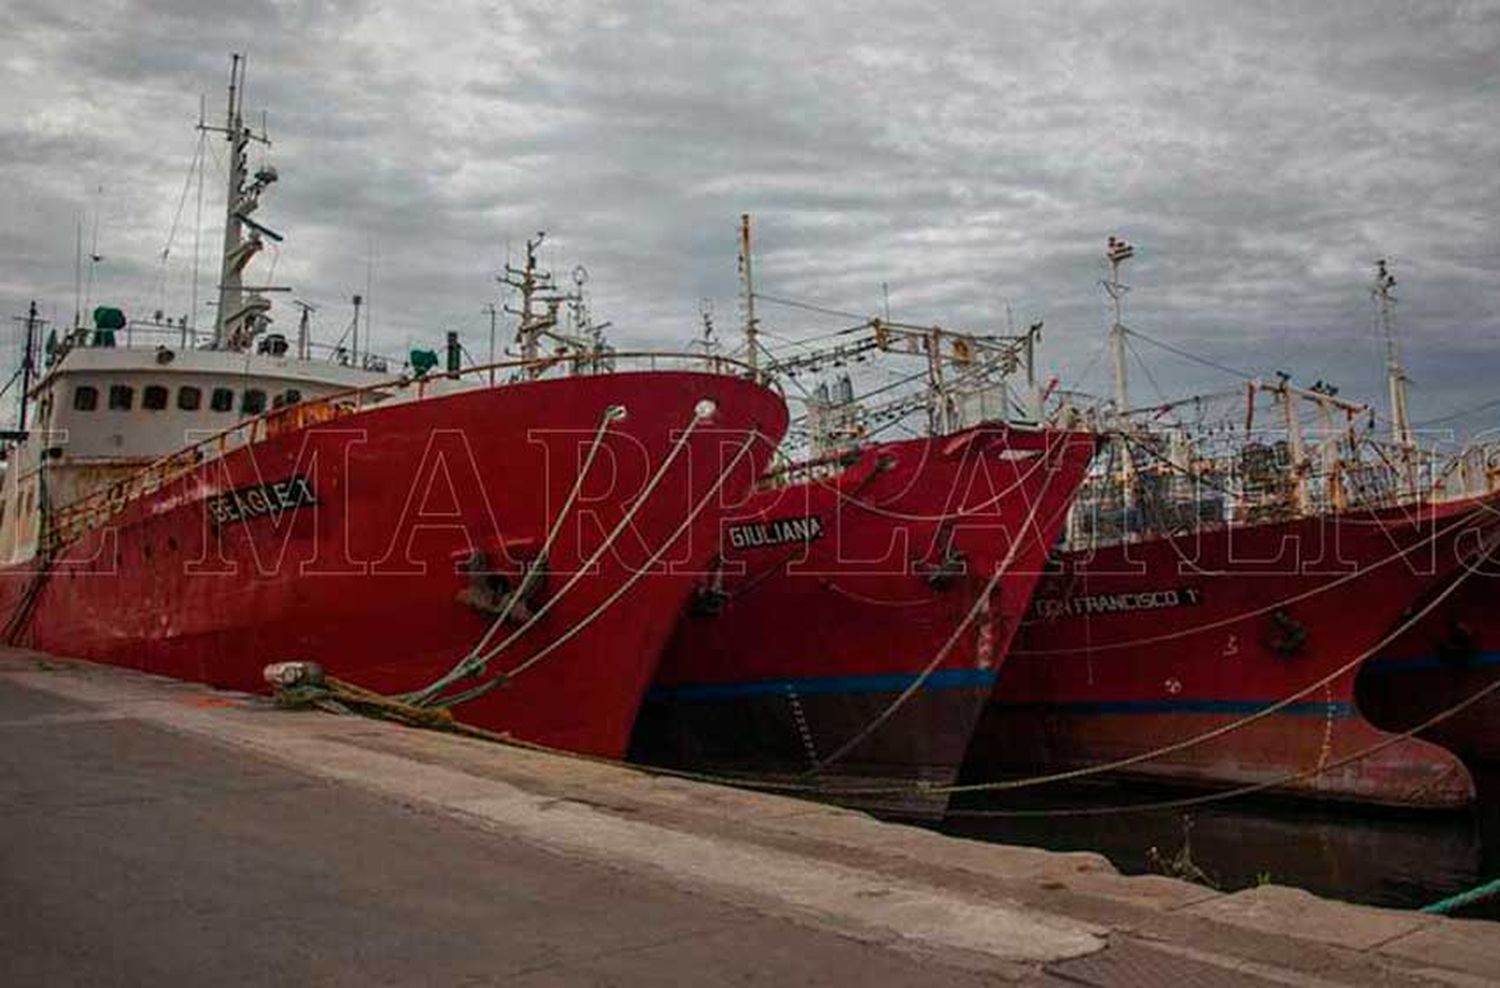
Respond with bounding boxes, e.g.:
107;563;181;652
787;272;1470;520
798;427;1083;775
1421;875;1500;916
432;428;765;706
409;401;721;708
943;660;1500;819
3;459;57;645
276;579;1500;822
803;510;1500;798
809;427;1064;524
268;457;1500;818
581;502;1500;800
403;404;624;706
1012;494;1500;657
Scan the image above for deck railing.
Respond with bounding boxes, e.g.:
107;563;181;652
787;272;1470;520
42;350;767;554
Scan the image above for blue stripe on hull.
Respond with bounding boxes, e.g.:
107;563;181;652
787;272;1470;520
991;698;1356;717
1363;650;1500;674
647;667;998;703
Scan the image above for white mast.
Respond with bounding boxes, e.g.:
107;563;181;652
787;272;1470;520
483;301;499;385
1105;236;1134;416
1104;236;1136;500
1277;376;1309;515
738;213;760;378
204;53;277;351
1374;258;1411;449
292;298;315;360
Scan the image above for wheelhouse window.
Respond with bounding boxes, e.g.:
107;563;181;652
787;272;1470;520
178;386;202;411
143;385;169;411
210;388;234;412
108;385;134;411
241;389;267;415
72;386;99;412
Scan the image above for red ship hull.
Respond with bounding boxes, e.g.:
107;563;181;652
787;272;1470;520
1;371;787;757
1358;556;1500;764
631;425;1097;816
966;496;1499;808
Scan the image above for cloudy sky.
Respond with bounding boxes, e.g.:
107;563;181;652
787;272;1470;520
2;0;1497;435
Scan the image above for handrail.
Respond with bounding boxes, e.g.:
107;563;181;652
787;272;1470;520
45;324;404;369
43;349;771;554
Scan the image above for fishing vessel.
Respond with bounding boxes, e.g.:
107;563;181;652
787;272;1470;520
1355;261;1500;766
630;218;1095;817
0;56;788;758
963;243;1495;808
1359;568;1500;765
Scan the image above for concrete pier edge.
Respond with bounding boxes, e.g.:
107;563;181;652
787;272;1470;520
3;647;1496;986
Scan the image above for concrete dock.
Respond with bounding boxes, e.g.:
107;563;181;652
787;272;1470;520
1;649;1496;986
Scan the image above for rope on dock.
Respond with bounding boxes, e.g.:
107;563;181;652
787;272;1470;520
267;470;1500;821
274;625;1500;828
277;419;767;723
1421;876;1500;915
272;615;1500;837
270;500;1500;812
275;670;455;729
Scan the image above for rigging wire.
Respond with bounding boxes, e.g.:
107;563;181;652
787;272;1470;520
1413;394;1500;429
1123;325;1255;382
1063;334;1112;400
1124;331;1171;412
754;292;872;323
151;133;206;317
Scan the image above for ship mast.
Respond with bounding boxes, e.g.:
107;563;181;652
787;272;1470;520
738;213;761;380
1374;258;1412;450
1104;236;1137;497
9;302;42;434
501;233;561;379
202;53;278;351
1105;236;1134;417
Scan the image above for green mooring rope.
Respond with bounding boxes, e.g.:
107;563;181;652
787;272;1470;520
1421;875;1500;915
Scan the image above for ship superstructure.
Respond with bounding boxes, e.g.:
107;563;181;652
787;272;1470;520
632;217;1094;817
966;242;1499;808
0;54;395;567
0;57;790;758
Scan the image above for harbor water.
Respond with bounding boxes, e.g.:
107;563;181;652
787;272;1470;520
935;765;1500;919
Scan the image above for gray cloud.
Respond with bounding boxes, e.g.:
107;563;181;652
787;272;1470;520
1;0;1497;430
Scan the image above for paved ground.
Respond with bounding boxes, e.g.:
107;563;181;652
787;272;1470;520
0;679;1026;986
1;652;1496;986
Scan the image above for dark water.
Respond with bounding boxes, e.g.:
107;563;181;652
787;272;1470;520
932;765;1500;919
